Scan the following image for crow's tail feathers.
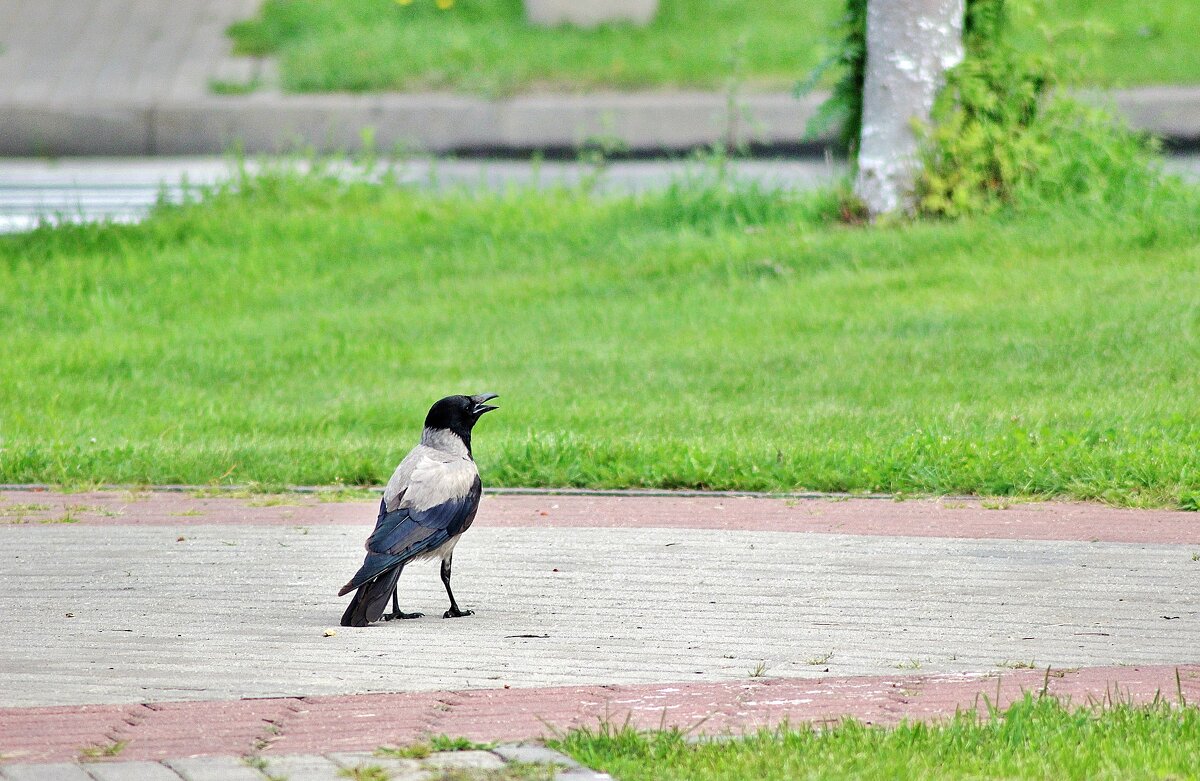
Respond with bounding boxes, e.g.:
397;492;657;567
338;550;404;597
340;565;403;627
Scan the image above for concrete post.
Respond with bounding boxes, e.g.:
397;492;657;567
524;0;659;28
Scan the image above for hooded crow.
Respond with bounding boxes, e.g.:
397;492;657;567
338;393;498;627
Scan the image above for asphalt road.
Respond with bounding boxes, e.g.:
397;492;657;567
0;156;847;234
6;153;1199;234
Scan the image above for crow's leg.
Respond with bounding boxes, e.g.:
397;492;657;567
441;556;473;618
382;571;423;621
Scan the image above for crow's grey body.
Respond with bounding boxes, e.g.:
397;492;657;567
339;394;497;627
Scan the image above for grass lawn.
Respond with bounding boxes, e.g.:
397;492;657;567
227;0;1200;94
1;168;1198;505
555;695;1200;780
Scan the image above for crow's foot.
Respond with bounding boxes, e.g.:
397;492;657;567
443;608;474;619
383;610;424;621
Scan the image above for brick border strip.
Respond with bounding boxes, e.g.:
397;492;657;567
3;490;1199;544
3;665;1196;765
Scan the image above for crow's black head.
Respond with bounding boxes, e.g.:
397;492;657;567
424;393;499;443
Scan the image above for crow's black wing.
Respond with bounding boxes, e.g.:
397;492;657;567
337;462;481;596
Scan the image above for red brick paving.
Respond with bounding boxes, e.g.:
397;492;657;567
2;490;1198;543
3;665;1197;764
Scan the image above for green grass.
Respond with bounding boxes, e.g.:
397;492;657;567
428;735;497;752
555;695;1200;780
376;734;495;759
337;765;391;781
78;739;129;761
1021;0;1200;88
1;168;1199;506
209;77;263;96
227;0;1200;95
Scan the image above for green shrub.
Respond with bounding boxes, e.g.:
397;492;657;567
914;0;1163;217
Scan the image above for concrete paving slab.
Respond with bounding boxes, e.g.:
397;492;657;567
422;750;505;770
85;761;183;781
163;756;266;781
0;753;613;781
492;744;580;771
327;752;425;777
0;763;96;781
260;754;343;781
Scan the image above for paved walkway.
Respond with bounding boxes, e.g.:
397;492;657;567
1;0;1199;155
0;0;259;103
1;489;1197;775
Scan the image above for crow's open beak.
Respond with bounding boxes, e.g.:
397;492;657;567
471;392;499;416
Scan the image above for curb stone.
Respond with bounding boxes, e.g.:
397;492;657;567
0;747;609;781
4;88;1200;157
